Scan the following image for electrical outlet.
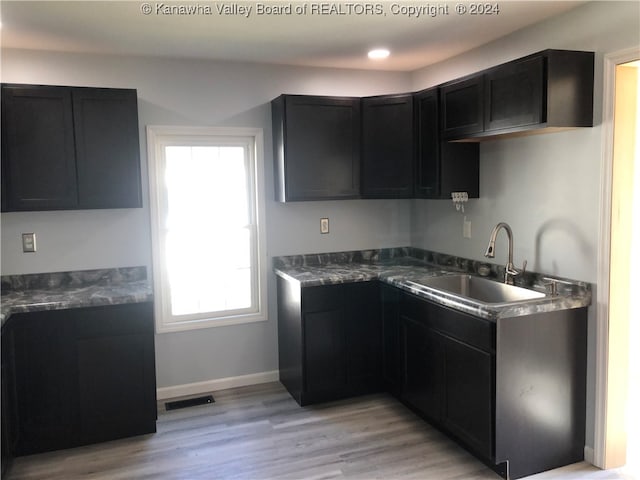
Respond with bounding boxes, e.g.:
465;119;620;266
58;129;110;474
463;217;472;238
320;218;329;234
22;233;37;252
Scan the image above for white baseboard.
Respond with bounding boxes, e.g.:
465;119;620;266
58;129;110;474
156;370;279;401
584;446;595;465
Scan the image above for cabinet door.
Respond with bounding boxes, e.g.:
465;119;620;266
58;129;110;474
273;95;360;201
1;324;18;475
381;284;402;396
304;309;346;394
414;89;440;198
344;282;381;392
72;88;142;209
10;311;77;455
73;303;157;445
414;88;480;199
361;94;414;198
401;316;442;421
1;85;78;211
484;56;544;132
441;334;494;460
440;75;484;139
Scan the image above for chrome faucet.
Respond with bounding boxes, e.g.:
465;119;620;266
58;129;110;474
484;222;525;284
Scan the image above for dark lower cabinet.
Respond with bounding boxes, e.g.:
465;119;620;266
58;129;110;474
0;302;156;458
400;316;442;421
277;278;588;479
1;322;18;477
398;290;495;461
74;304;157;446
381;284;401;396
440;334;493;460
277;278;380;405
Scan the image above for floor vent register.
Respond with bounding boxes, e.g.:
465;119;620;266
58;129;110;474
165;395;215;411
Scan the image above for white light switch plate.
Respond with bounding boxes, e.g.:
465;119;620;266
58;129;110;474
22;233;37;252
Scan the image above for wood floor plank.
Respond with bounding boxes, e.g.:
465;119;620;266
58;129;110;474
5;382;609;480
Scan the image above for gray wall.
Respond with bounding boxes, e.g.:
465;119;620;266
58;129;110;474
410;0;640;283
0;49;413;388
409;0;640;452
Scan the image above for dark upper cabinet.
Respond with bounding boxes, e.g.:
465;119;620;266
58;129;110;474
440;74;485;139
484;56;544;132
72;88;142;209
361;94;414;198
1;84;142;212
442;50;594;141
272;95;361;202
414;88;479;199
1;86;78;211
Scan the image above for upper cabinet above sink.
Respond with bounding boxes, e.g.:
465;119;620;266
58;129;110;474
271;49;594;202
441;50;594;142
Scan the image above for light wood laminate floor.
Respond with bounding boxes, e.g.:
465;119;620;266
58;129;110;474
6;382;634;480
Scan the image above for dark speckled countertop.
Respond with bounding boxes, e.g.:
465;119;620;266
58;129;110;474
1;267;153;327
274;247;592;322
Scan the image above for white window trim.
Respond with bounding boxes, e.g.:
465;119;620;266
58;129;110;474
147;125;267;333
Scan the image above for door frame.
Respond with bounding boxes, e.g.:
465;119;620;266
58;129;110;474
594;45;640;469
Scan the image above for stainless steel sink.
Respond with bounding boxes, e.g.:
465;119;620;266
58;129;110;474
407;274;545;305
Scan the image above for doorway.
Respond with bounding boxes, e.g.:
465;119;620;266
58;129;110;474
595;49;640;472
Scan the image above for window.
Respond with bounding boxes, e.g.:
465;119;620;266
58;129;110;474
147;126;266;333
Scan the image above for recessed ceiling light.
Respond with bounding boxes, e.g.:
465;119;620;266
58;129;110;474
368;49;390;60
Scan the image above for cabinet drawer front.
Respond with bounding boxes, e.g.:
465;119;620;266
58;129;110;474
73;303;154;338
302;284;343;312
401;292;494;352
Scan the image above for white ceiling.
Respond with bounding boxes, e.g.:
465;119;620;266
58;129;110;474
0;1;585;72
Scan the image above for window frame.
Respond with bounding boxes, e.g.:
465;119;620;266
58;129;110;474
147;126;267;333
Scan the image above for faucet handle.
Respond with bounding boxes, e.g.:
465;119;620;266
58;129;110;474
521;260;527;275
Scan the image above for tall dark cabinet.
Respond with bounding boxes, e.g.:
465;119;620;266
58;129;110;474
1;84;142;212
361;94;414;198
271;95;361;202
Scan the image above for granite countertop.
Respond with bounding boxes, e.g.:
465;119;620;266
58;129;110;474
274;247;592;322
1;267;153;327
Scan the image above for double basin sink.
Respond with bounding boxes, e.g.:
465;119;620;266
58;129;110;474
406;274;546;306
